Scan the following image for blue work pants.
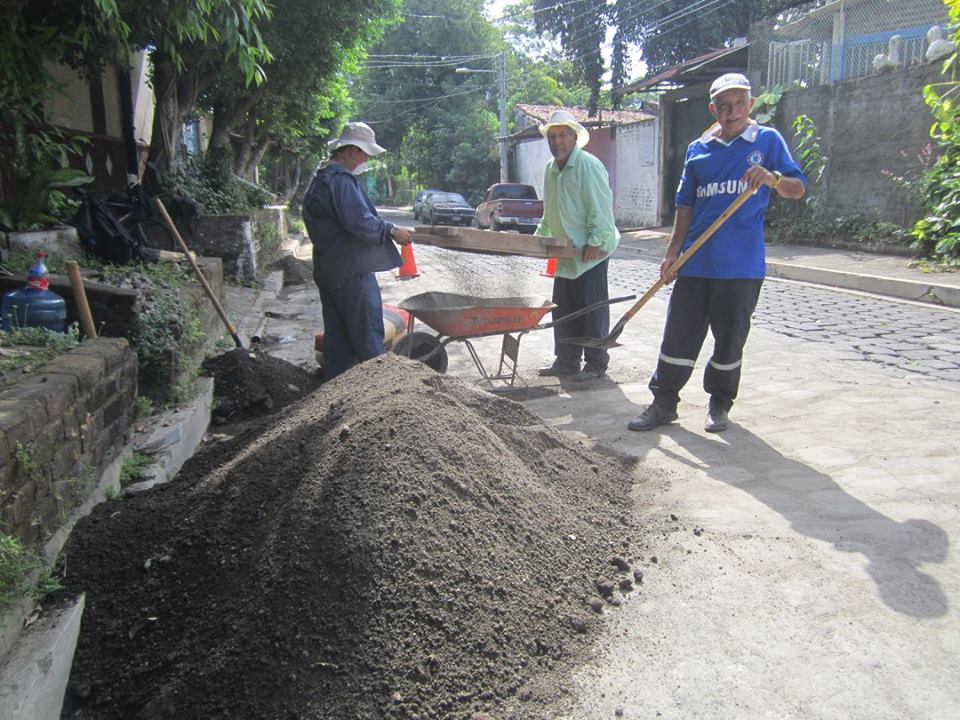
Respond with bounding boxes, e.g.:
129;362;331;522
315;268;386;380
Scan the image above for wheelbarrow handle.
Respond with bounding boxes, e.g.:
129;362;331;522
538;294;636;330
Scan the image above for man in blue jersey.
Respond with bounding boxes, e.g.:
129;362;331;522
628;73;806;433
302;122;414;380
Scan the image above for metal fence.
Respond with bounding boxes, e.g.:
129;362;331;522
749;0;950;89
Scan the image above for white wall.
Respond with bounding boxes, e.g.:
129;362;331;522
514;122;661;229
515;137;553;200
613;121;660;228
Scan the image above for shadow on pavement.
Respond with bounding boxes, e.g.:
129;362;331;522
654;424;949;619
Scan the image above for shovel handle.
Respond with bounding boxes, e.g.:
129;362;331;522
153;198;245;348
618;186;758;324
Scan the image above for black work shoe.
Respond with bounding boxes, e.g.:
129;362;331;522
572;365;606;381
538;362;579;377
627;404;678;432
705;407;729;433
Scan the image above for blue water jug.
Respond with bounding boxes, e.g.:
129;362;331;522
1;252;67;332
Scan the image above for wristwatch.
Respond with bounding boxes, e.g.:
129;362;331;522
389;224;398;239
771;170;783;190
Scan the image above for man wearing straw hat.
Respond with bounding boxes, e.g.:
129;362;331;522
302;121;414;380
628;73;805;433
535;109;620;381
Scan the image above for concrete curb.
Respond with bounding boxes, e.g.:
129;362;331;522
766;261;960;309
0;595;84;720
126;377;214;495
615;237;960;310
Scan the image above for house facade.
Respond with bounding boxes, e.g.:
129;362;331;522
511;104;660;229
618;0;950;226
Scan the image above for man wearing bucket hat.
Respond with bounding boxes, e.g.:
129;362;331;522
534;109;620;381
302;121;414;380
628;72;805;433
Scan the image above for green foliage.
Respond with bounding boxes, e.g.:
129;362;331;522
753;85;784;124
203;0;399;185
1;1;129;159
532;0;608;113
169;156;274;215
33;564;64;602
134;288;203;390
14;442;36;476
0;532;43;606
766;214;911;249
792;114;827;215
881;143;936;212
119;452;151;487
0;325;82;381
97;263;203;397
909;76;960;261
534;0;800;111
354;0;503;200
255;220;281;263
285;213;305;235
134;395;155;419
0;127;92;232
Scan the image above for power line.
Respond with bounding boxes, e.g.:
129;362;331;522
357;87;488;105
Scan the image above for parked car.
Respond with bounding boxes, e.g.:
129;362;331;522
412;189;441;220
474;183;543;233
421;191;474;227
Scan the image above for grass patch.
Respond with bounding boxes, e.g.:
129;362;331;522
0;532;42;606
0;324;81;387
119;452;152;487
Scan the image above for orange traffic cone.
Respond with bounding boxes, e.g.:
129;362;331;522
540;257;557;278
397;242;420;279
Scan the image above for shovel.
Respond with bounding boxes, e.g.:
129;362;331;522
154;198;245;348
564;186;757;349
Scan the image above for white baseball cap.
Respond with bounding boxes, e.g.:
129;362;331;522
328;121;387;156
709;73;752;100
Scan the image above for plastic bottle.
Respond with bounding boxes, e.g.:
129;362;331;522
1;252;67;332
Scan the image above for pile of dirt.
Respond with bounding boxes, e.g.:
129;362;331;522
201;348;324;423
59;354;643;719
269;254;314;286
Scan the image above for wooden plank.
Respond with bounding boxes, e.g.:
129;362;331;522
413;226;579;259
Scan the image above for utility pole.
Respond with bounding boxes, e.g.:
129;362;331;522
497;50;508;183
457;51;509;183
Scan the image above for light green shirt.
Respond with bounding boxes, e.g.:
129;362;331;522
535;144;620;279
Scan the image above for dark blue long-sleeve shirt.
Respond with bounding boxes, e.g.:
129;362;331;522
302;162;401;276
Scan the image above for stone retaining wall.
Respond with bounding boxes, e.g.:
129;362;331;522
0;338;137;552
187;208;287;282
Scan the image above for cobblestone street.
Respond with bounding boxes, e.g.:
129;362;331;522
608;250;960;384
396;242;960;385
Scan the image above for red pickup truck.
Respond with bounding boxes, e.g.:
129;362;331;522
473;183;543;234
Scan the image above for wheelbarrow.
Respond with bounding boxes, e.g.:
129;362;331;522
393;291;635;388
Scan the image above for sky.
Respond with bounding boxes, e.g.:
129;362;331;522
482;0;648;84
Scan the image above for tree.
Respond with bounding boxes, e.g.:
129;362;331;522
531;0;609;114
0;0;130;226
530;0;807;111
352;0;503;201
117;0;274;184
202;0;401;183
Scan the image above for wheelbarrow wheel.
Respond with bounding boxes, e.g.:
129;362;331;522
393;332;448;373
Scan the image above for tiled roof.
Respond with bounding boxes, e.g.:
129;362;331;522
514;103;654;126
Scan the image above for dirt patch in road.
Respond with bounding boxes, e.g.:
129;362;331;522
59;354;643;719
201;348;324;423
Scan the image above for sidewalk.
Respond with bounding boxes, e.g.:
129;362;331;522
619;227;960;309
65;231;954;720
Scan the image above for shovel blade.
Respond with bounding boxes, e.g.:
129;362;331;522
561;335;623;349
